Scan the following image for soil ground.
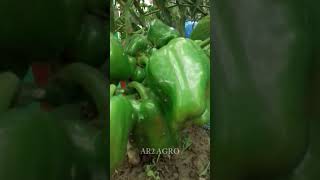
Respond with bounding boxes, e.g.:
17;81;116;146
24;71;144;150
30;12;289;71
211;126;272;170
112;125;210;180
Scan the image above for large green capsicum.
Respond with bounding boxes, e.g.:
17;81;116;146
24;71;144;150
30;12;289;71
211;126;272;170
213;1;313;179
147;38;210;131
110;85;136;172
127;81;175;149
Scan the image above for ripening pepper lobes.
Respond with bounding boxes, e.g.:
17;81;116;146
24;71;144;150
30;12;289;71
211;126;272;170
147;19;180;48
213;1;312;179
147;38;210;131
110;33;135;80
127;82;175;149
110;86;136;172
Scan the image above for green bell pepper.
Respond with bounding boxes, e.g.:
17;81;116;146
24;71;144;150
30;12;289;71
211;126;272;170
124;34;150;57
0;107;73;180
190;15;210;41
147;19;180;48
110;87;136;172
132;66;146;83
127;82;175;149
110;34;135;80
213;1;311;179
147;38;210;131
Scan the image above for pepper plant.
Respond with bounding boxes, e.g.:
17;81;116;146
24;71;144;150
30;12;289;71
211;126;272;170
110;10;210;172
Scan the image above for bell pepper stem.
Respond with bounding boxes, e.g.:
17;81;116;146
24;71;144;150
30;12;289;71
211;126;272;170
127;81;148;100
132;28;144;35
200;37;210;48
110;84;117;97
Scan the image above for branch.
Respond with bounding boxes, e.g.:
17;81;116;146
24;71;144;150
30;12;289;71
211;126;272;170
144;4;178;16
118;0;146;27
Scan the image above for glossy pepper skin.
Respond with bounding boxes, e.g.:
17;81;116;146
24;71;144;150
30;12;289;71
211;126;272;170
110;34;135;80
193;97;210;126
124;34;149;57
0;108;73;180
110;89;136;172
147;38;210;131
147;19;180;48
128;82;175;149
213;1;311;179
132;66;146;83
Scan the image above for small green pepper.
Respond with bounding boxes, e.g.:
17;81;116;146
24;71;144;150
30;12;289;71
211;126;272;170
147;19;180;48
190;16;210;41
110;34;135;80
132;66;146;83
124;34;149;57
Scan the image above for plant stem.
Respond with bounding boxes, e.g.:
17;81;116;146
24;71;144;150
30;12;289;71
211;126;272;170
144;4;178;16
127;81;148;100
200;37;210;48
